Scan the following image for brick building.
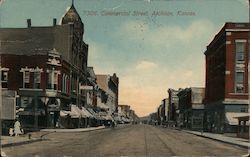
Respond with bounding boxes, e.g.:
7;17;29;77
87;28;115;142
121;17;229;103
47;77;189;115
96;74;119;115
0;3;89;129
204;23;249;133
118;105;130;123
168;88;181;125
156;98;168;125
177;87;205;130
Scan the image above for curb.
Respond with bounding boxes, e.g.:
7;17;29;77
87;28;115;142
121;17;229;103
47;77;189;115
2;138;43;148
40;126;106;133
182;130;249;149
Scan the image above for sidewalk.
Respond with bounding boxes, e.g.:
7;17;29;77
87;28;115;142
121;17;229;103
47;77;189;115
1;126;106;148
182;129;250;149
1;134;42;148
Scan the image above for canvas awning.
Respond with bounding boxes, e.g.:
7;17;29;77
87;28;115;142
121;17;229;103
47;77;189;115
86;108;103;120
81;107;94;118
60;105;83;118
113;116;121;122
225;112;249;125
99;112;113;121
97;103;109;110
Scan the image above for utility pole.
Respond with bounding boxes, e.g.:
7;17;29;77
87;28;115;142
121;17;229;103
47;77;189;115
0;67;2;157
248;1;250;156
248;0;250;156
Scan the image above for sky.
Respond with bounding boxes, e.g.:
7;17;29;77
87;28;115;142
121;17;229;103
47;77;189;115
0;0;249;117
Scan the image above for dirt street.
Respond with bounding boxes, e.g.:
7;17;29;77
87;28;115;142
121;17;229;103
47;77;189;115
3;124;247;157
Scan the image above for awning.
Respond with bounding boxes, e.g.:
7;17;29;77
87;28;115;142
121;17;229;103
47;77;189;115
113;116;121;122
99;112;113;121
97;103;109;110
71;105;83;118
60;105;82;118
81;107;94;118
60;110;72;117
121;116;130;122
225;112;249;125
87;108;104;120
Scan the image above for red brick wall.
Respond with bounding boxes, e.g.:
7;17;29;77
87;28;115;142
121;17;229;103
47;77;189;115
205;23;249;104
225;31;248;99
1;54;47;90
1;54;66;92
205;38;226;103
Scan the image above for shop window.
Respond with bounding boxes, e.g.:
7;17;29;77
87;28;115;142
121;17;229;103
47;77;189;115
240;108;248;113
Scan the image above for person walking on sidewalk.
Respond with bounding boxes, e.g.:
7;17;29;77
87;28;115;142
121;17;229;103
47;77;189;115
14;119;22;137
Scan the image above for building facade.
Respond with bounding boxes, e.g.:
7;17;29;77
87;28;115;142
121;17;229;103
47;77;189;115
156;98;168;125
0;3;89;129
168;88;181;126
96;74;119;115
204;23;249;133
118;105;131;123
178;87;205;130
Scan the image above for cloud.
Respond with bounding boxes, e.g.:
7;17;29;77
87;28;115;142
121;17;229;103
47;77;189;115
135;61;158;71
90;19;215;116
117;19;214;47
116;20;212;116
88;41;117;75
237;0;249;7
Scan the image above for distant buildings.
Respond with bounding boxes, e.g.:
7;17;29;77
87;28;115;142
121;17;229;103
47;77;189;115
204;23;249;133
118;105;139;124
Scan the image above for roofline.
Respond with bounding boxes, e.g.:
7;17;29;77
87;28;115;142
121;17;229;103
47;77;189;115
204;22;250;55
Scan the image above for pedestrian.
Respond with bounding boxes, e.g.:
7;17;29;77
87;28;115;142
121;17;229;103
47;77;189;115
9;128;14;136
14;119;22;137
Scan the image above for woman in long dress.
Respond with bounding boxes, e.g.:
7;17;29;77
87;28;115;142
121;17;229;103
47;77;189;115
14;120;22;136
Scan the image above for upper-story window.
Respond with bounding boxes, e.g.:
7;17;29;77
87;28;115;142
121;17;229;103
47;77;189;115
20;67;32;88
235;41;245;63
234;40;246;93
24;71;30;88
1;68;9;88
34;72;41;89
71;76;77;93
33;67;43;89
235;71;244;93
47;68;60;90
62;74;69;93
20;67;43;89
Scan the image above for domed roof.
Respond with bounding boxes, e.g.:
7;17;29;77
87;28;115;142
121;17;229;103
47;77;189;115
62;4;82;24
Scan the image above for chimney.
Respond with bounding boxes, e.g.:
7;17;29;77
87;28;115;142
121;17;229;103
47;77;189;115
53;18;57;26
27;19;31;28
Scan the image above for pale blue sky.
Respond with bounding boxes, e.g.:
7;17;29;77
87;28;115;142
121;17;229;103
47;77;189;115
0;0;248;116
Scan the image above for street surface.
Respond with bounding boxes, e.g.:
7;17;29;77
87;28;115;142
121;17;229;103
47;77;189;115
3;124;247;157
